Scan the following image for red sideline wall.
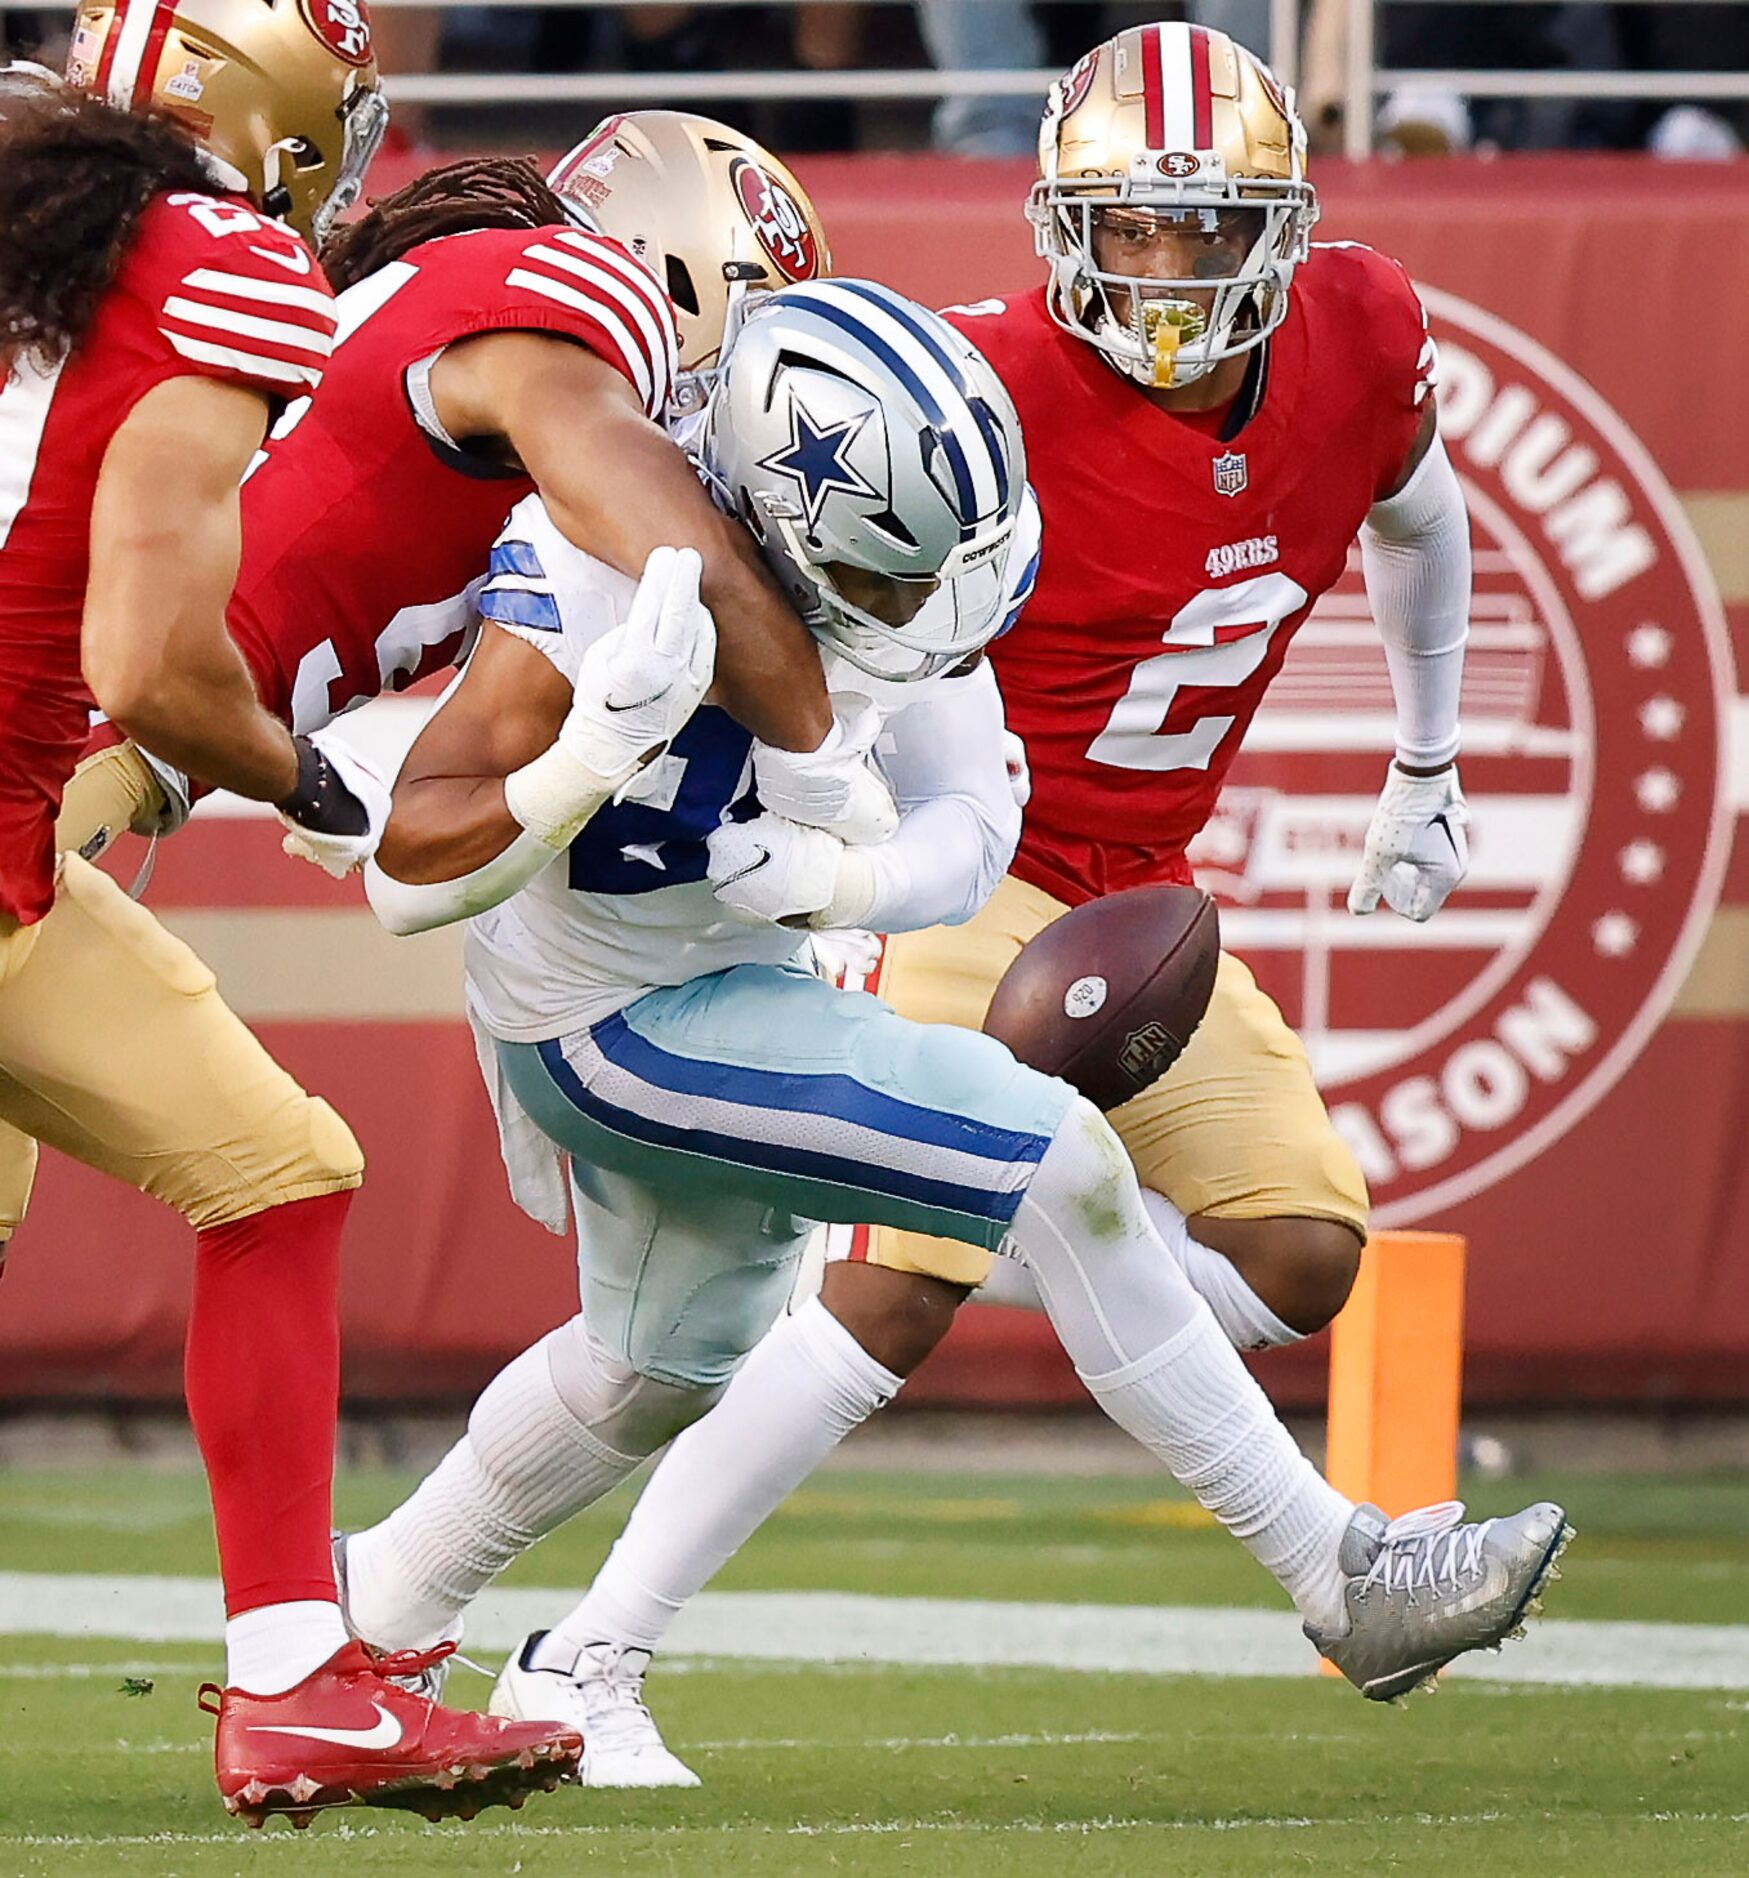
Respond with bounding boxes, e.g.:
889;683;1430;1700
5;156;1746;1410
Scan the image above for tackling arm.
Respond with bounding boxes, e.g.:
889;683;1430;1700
430;332;833;753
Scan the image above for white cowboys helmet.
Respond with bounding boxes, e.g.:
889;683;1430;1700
697;277;1026;684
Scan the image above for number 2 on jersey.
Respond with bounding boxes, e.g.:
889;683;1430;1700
1085;571;1309;773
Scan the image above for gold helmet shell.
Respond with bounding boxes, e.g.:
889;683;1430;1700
1028;22;1316;388
549;110;831;395
64;0;388;243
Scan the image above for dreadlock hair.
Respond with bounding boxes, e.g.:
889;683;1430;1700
0;87;215;369
321;156;573;293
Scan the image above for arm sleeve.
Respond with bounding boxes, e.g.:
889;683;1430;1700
844;661;1021;934
1361;430;1471;770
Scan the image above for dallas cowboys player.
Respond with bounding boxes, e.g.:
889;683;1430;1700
347;280;1570;1786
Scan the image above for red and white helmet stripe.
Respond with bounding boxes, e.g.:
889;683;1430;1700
95;0;178;112
1138;20;1215;153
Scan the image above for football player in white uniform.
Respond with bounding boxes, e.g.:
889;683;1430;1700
342;280;1569;1788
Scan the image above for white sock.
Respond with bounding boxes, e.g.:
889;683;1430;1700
548;1298;902;1660
225;1600;349;1696
1010;1101;1351;1630
1141;1190;1303;1351
347;1333;643;1650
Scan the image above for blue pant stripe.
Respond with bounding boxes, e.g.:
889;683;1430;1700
536;1038;1030;1228
595;1008;1052;1172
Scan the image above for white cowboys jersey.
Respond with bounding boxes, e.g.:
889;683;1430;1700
463;490;1039;1042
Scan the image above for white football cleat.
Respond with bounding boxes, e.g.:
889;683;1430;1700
491;1631;701;1789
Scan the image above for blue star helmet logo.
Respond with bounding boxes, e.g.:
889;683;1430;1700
758;394;881;531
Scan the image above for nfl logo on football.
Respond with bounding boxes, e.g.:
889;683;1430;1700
1212;449;1248;498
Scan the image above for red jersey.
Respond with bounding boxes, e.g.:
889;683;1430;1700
946;244;1431;908
229;224;678;733
0;192;334;924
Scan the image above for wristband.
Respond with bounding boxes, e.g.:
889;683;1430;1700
503;741;616;850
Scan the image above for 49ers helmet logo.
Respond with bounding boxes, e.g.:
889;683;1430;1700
1194;288;1734;1225
730;157;819;283
298;0;373;67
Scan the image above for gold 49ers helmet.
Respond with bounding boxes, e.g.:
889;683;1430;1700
1029;22;1317;389
64;0;388;243
548;111;831;405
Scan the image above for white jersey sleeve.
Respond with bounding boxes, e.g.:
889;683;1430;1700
849;659;1021;934
476;493;638;678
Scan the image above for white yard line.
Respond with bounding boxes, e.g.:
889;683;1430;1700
2;1573;1747;1692
8;1812;1749;1849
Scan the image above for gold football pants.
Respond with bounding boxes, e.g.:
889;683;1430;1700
0;748;359;1235
868;873;1369;1286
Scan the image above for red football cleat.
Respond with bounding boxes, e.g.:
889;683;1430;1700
203;1640;582;1828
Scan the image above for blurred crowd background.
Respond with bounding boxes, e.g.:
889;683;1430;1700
8;0;1748;161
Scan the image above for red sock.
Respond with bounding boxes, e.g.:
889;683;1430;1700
188;1189;350;1615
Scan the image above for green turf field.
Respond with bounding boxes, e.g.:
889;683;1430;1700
2;1461;1747;1874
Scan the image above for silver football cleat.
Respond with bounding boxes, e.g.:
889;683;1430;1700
330;1530;463;1701
1306;1498;1573;1701
492;1631;702;1789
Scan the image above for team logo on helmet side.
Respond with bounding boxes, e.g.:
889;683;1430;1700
1193;287;1733;1225
758;396;878;530
1058;48;1100;117
297;0;374;68
731;157;820;283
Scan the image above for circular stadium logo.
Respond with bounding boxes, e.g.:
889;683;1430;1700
1195;289;1734;1225
731;158;820;283
298;0;374;66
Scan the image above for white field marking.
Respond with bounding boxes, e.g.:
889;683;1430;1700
3;1573;1749;1692
11;1812;1749;1850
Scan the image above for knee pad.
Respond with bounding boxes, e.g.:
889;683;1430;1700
182;1094;364;1230
544;1313;724;1458
1026;1097;1152;1248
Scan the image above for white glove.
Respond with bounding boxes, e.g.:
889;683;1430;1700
1002;728;1032;809
564;544;716;782
505;545;716;848
278;731;393;879
751;696;898;846
1348;762;1469;922
707;812;873;928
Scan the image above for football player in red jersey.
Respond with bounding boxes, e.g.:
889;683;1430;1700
496;25;1488;1759
0;43;584;1829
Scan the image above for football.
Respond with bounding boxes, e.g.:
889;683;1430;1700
983;885;1221;1111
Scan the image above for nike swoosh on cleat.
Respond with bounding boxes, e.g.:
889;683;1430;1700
250;1702;404;1751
